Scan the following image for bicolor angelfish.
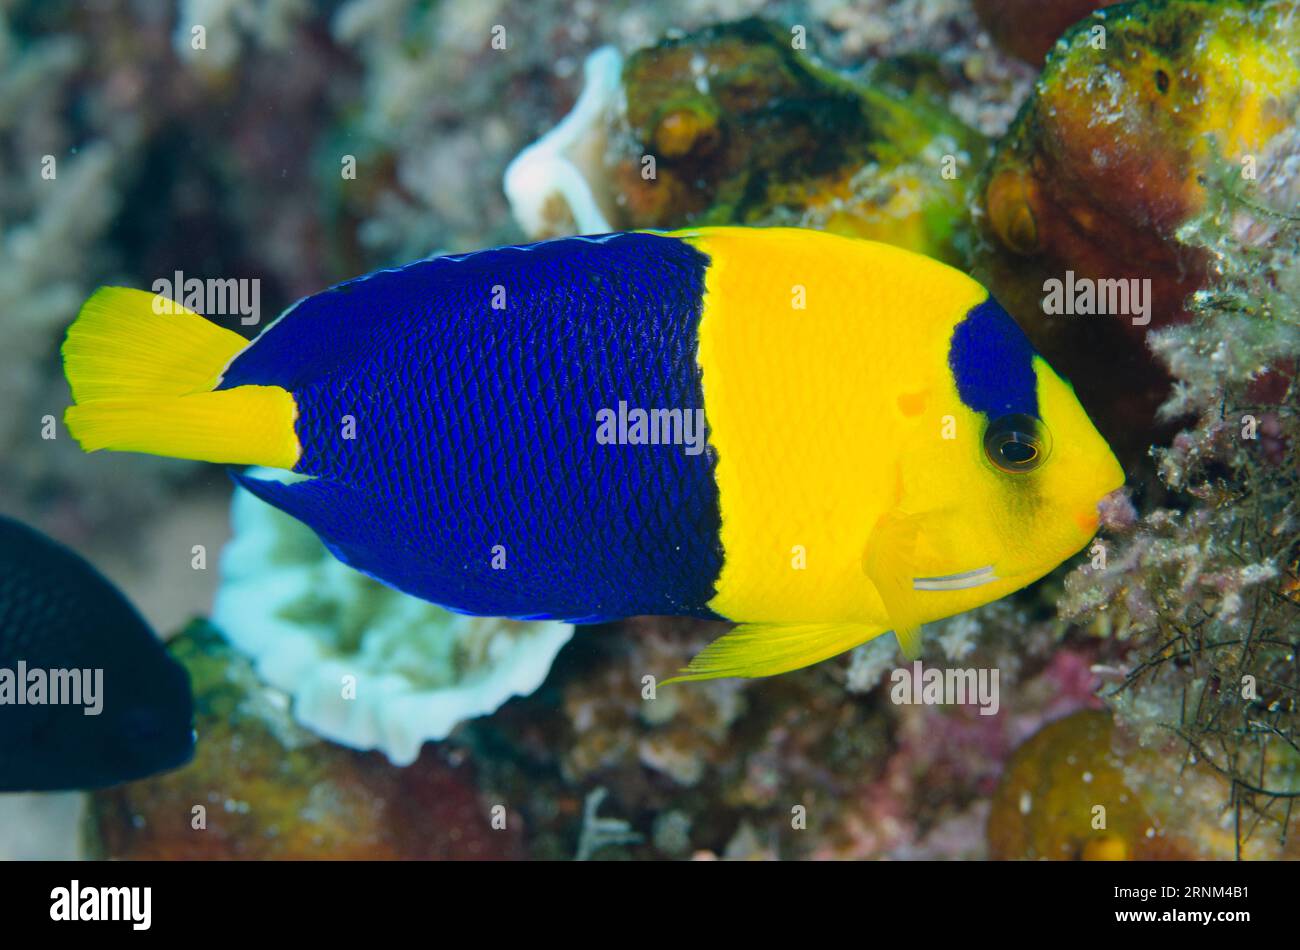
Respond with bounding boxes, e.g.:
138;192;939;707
62;228;1125;681
0;516;195;791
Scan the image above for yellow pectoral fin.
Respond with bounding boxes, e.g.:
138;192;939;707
863;509;928;661
662;622;887;684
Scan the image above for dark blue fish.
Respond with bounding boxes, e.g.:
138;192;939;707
0;515;195;792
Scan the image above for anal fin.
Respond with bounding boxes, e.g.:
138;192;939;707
662;621;886;684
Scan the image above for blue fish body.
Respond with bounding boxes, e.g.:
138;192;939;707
221;233;724;623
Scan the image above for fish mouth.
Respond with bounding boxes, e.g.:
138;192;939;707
912;565;998;591
1074;486;1131;535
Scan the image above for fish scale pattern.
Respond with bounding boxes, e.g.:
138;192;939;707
0;516;194;790
222;232;726;622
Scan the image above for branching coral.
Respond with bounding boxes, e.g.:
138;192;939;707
173;0;310;72
0;9;120;504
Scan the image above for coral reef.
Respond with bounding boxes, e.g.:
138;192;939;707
615;18;987;264
982;0;1300;863
972;0;1115;64
990;709;1300;860
575;787;643;860
444;609;1110;860
90;624;526;859
173;0;310;73
975;0;1300;458
506;18;988;265
988;709;1174;860
0;8;123;514
1055;97;1300;860
11;0;1300;863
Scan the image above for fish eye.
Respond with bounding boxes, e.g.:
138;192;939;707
983;413;1051;474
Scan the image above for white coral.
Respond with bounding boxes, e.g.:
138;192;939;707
503;45;623;239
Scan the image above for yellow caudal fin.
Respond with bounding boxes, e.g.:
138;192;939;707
65;287;246;401
63;287;301;468
661;622;887;684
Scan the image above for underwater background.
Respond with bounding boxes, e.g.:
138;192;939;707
1;0;1298;860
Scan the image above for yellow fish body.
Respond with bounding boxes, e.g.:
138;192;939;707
676;227;1123;678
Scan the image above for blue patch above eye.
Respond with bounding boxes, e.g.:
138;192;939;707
948;296;1039;418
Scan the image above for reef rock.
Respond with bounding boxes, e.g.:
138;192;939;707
507;18;986;265
977;0;1300;457
988;709;1300;859
973;0;1117;64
